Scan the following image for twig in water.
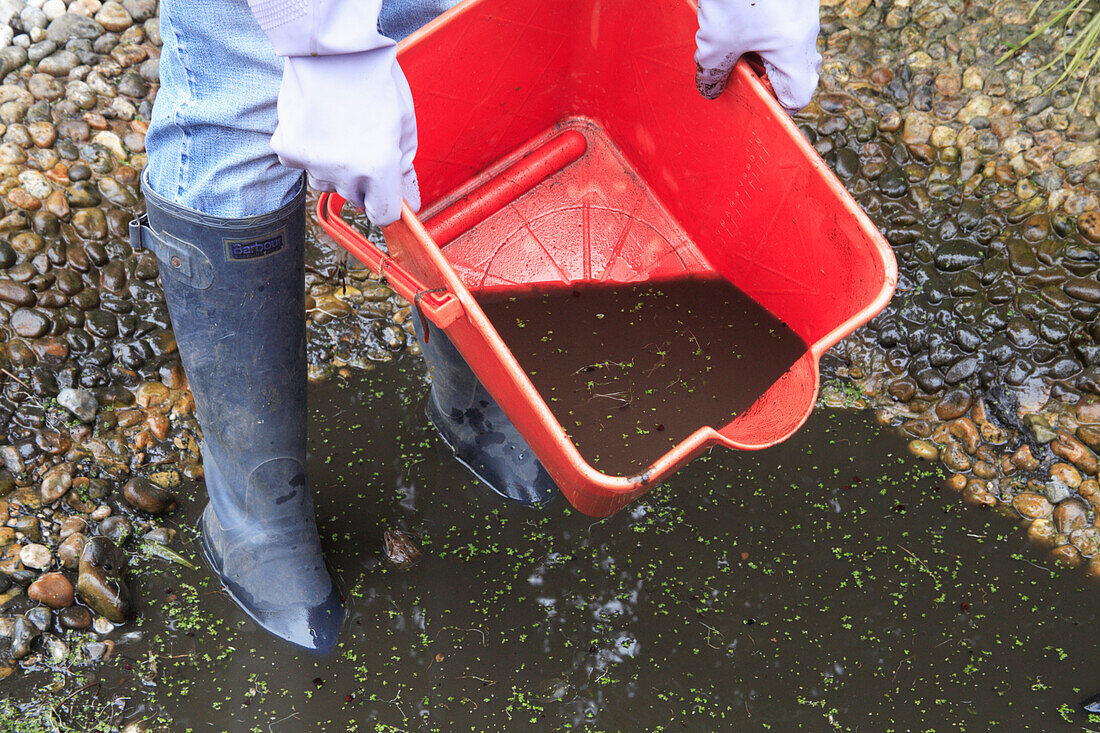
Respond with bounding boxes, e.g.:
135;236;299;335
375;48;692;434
56;682;101;707
268;711;300;732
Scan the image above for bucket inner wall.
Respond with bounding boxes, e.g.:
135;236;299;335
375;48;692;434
401;0;890;350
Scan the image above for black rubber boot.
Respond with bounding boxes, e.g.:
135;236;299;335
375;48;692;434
412;311;559;506
132;172;343;651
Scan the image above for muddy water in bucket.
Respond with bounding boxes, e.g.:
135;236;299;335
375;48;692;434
477;276;808;475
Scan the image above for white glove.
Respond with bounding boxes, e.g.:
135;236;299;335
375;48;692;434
695;0;822;113
273;51;419;226
246;0;419;225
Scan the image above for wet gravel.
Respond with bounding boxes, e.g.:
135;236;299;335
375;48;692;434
0;0;1096;725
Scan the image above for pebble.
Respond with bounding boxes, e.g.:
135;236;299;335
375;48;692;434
1023;413;1057;443
907;438;938;460
58;532;86;569
11;615;39;659
28;571;73;608
42;0;66;21
94;1;132;31
19;542;52;570
1050;544;1082;568
1049;462;1082;489
1052;434;1099;474
383;528;422;569
28;72;64;100
1054;499;1090;534
46;13;104;43
39;466;71;502
941;442;971;472
1012;492;1053;519
97;515;131;544
59;604;92;630
25;606;51;632
57;386;97;422
122;476;177;514
76;536;130;623
1028;518;1057;548
0;279;35;306
38;49;78;76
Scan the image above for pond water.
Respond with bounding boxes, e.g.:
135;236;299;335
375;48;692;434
9;354;1100;731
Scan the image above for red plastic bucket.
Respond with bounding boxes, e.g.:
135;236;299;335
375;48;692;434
317;0;897;517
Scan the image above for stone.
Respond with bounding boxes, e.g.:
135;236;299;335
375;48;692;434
57;532;85;570
75;536;130;623
135;381;168;408
96;515;131;544
45;13;105;43
28;571;73;608
7;188;41;212
383;528;422;569
11;615;39;659
1050;544;1082;568
58;517;86;540
25;606;51;632
19;542;51;570
1013;492;1053;519
72;206;106;238
1052;434;1099;475
1077;397;1100;424
11;307;49;338
0;280;35;306
963;480;996;507
1079;425;1100;452
18;170;49;199
57;386;97;422
948;418;980;454
1028;518;1057;548
20;6;48;31
1024;413;1057;443
1078;211;1100;243
58;604;91;630
143;527;176;545
117;70;147;98
42;0;66;21
901;112;933;146
95;1;132;31
122;0;156;20
122;477;176;514
39;466;71;503
1011;445;1041;471
907;439;938;460
941;442;971;473
28;72;64;100
1072;528;1100;558
1049;462;1082;489
37;49;77;76
92;131;126;161
973;461;997;480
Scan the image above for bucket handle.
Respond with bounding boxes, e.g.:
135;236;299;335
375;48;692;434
316;192;464;329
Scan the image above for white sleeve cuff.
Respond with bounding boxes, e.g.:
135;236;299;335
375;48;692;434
247;0;391;57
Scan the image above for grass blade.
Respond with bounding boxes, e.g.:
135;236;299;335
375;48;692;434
141;541;199;570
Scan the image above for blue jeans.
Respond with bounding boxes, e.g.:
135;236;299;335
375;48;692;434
146;0;458;218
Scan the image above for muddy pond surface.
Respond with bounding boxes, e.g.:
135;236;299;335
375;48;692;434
476;277;807;475
10;356;1100;731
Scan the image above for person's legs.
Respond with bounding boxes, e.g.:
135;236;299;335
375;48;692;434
145;0;298;217
142;0;340;650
